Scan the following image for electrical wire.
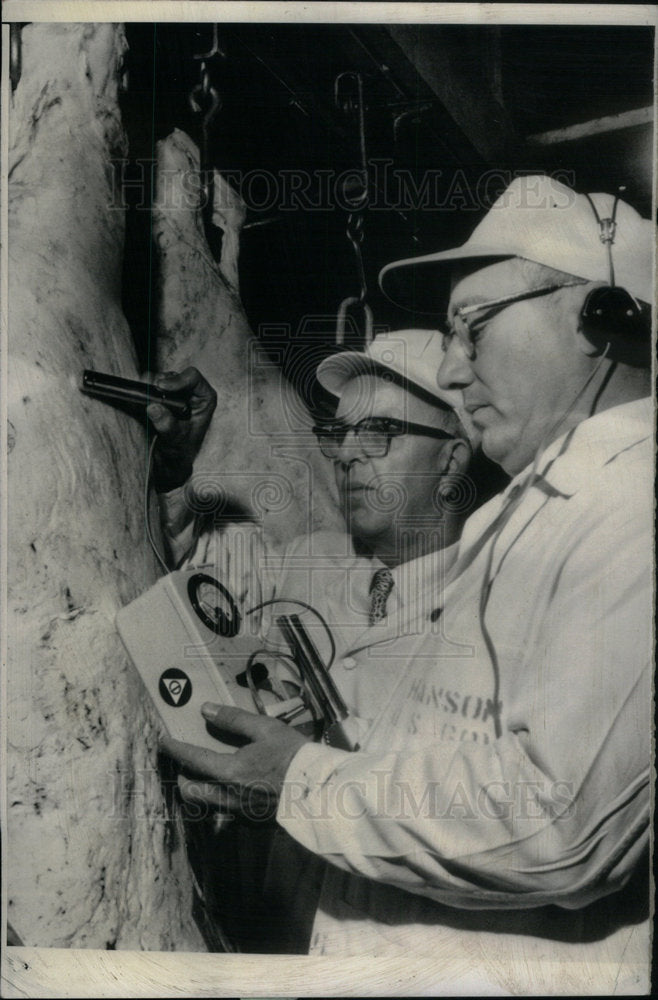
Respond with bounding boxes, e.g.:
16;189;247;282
244;650;320;724
478;345;613;739
145;462;337;666
245;597;336;669
145;434;171;575
244;652;269;715
585;192;621;287
174;501;206;571
143;436;337;728
144;442;336;669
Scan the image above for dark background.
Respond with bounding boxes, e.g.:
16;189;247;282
119;22;654;416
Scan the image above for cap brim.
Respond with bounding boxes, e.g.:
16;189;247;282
379;245;516;314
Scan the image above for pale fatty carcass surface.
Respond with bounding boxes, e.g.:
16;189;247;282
6;23;204;951
152;128;342;549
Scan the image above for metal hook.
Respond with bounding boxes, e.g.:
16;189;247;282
193;23;224;61
336;296;374;347
334;71;368;209
334;71;364;116
346;213;368;304
189;82;222;129
189;61;222;129
392;102;434;143
335;72;373;342
188;59;222;237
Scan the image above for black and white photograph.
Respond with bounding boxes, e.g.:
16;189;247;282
1;3;655;996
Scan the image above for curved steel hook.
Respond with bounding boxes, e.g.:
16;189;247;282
336;296;374;347
189;72;222;129
346;214;368;304
193;23;225;61
334;70;368;209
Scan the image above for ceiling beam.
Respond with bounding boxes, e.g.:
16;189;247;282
383;24;521;164
526;106;654;146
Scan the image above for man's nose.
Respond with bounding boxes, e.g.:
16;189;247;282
437;337;474;391
335;429;367;465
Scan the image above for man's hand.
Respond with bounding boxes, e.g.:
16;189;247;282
145;367;217;492
159;703;310;821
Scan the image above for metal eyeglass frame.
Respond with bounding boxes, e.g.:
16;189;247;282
312;416;455;459
443;280;588;358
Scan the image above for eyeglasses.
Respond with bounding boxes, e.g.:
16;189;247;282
312;416;455;459
442;280;588;358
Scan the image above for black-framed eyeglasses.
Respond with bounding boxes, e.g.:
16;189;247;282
312;417;455;459
442;280;588;358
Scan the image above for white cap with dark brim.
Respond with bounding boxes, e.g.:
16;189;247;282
379;176;654;314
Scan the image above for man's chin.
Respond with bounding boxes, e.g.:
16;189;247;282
345;516;388;546
481;428;531;478
481;427;515;476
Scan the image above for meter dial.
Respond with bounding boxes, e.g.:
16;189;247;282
187;573;241;638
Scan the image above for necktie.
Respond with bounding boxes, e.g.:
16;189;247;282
369;567;394;625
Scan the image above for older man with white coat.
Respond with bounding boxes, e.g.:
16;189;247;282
161;176;652;990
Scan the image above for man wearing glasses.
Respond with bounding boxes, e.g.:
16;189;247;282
151;329;476;687
150;328;477;950
159;176;652;986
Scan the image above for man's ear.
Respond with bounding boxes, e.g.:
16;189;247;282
439;438;471;475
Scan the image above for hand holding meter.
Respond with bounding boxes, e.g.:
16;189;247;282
141;367;218;493
160;702;310;822
81;370;191;418
155;612;360;820
82;366;218;492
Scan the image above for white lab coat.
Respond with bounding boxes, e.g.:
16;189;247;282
160;399;652;988
274;398;652;990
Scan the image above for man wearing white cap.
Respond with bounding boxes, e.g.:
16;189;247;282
151;329;476;949
159;176;652;988
152;329;475;674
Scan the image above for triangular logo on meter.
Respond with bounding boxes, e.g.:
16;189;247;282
164;677;189;705
159;668;193;707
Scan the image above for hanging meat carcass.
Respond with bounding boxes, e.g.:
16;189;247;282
6;24;340;955
152;128;341;549
6;23;204;951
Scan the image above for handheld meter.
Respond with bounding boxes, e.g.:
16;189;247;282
117;569;311;753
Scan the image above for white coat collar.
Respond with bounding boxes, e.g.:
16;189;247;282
510;397;652;500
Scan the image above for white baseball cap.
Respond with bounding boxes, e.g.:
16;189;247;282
316;329;477;442
379;175;654;314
